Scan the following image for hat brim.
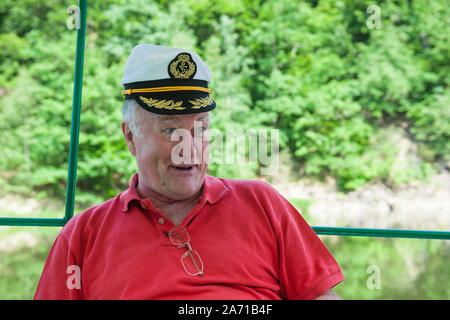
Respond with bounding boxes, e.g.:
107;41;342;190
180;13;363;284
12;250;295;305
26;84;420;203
132;92;216;115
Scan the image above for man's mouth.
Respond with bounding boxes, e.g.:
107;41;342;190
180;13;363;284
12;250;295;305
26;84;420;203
170;165;195;171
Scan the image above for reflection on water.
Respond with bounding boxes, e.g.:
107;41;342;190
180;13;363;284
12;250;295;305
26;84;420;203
323;236;450;299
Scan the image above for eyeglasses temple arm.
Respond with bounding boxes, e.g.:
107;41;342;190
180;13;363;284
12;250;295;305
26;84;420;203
186;246;203;277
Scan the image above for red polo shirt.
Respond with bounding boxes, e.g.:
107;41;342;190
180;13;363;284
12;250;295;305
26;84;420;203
34;174;344;300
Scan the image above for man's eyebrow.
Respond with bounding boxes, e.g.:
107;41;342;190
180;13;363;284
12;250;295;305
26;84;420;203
156;114;210;126
196;115;210;121
159;117;180;122
157;116;180;124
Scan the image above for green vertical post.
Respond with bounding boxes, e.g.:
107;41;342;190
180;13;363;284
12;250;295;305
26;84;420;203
64;0;87;224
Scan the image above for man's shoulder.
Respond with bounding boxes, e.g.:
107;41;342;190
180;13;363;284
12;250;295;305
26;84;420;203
59;194;121;239
211;175;279;198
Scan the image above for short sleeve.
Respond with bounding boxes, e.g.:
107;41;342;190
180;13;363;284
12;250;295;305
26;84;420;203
34;234;85;300
262;185;344;299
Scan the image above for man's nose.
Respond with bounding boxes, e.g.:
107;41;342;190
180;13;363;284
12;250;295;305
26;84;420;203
179;137;201;164
171;129;203;165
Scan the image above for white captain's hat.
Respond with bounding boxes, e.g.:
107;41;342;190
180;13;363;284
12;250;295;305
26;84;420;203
121;44;215;115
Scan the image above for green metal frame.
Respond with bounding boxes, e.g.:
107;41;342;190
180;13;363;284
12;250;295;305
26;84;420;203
0;0;87;229
0;1;449;241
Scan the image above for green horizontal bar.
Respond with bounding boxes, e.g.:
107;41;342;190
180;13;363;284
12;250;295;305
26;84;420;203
0;217;66;227
313;226;450;240
0;217;448;240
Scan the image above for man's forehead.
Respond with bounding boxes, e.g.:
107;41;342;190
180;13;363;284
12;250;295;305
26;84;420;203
156;113;210;124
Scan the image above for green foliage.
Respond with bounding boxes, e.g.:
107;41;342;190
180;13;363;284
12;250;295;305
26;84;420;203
1;1;448;300
0;0;449;201
407;89;450;162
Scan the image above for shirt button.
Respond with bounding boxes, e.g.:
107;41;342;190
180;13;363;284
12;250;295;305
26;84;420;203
158;218;165;225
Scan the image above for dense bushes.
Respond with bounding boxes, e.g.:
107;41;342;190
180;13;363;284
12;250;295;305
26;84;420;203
0;0;448;201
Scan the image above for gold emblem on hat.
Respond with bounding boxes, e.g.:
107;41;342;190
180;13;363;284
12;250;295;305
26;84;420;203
189;97;213;109
168;53;197;79
139;96;185;110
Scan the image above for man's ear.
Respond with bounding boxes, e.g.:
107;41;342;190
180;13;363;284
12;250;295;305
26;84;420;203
122;122;136;156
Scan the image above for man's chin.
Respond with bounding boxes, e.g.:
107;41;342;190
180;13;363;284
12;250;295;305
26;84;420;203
165;184;203;201
165;173;205;199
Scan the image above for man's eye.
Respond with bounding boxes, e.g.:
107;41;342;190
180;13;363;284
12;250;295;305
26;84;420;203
195;127;206;133
164;128;176;134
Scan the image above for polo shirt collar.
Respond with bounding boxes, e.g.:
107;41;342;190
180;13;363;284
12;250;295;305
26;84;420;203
202;174;230;204
120;173;141;213
120;173;229;213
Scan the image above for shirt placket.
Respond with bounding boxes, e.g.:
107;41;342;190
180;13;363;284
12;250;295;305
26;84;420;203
139;198;208;246
137;200;173;246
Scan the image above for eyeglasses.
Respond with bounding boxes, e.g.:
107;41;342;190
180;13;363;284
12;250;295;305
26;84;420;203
167;225;204;277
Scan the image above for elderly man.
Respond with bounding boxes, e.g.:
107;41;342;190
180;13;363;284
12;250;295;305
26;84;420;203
34;44;344;300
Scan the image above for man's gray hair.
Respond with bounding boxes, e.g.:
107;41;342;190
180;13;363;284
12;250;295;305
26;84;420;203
122;99;142;138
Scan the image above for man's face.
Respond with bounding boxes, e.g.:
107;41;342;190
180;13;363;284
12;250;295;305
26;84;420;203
122;107;210;201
